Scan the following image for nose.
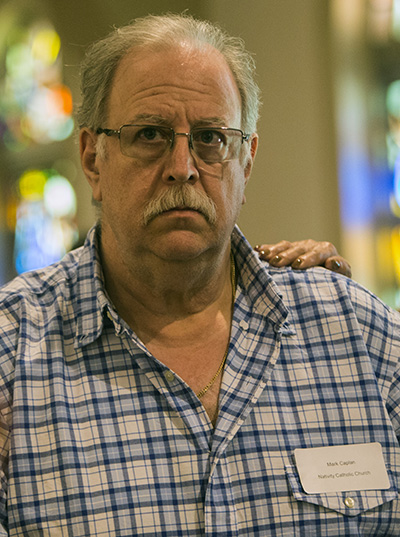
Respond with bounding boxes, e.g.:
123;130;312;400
162;133;200;184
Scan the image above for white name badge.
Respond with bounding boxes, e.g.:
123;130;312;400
294;442;390;494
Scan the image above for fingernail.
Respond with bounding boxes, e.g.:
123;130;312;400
270;255;282;265
292;258;302;268
332;260;341;270
255;245;270;256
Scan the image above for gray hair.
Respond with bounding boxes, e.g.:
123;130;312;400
76;13;261;134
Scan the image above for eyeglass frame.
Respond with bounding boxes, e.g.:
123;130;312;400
96;124;251;163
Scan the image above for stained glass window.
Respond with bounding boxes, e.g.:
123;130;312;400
0;20;74;151
10;168;78;274
0;3;78;280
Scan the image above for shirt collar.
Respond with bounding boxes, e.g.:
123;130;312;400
74;224;116;348
73;224;291;347
231;225;290;332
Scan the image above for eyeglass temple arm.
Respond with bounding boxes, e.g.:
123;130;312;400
96;128;118;136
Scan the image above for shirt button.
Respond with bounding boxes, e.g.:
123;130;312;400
239;320;249;330
164;370;175;382
344;497;355;509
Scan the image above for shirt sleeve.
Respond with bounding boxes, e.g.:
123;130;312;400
387;359;400;442
346;279;400;443
0;292;20;535
0;412;9;536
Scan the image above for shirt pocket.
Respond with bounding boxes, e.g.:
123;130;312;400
285;463;399;517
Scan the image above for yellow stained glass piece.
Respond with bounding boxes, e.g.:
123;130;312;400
31;29;61;65
18;170;47;200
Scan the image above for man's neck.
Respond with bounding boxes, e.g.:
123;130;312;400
100;240;233;341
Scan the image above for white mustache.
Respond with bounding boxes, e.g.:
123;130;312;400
142;185;217;225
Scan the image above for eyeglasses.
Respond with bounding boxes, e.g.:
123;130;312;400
96;124;251;163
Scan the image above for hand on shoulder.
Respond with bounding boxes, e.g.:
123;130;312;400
254;239;351;278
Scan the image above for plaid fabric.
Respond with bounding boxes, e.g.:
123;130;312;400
0;224;399;536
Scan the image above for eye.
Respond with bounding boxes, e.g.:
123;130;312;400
194;129;225;145
137;126;167;142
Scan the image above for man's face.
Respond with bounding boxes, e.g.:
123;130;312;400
81;43;257;267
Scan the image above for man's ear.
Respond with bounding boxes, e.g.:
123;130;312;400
241;134;258;205
244;133;258;184
79;128;102;202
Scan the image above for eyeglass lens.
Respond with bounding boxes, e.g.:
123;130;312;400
119;125;243;163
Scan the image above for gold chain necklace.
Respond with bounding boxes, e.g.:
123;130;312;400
196;252;236;399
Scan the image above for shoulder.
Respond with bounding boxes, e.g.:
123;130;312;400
0;247;83;336
269;265;397;322
0;250;80;413
232;226;399;334
269;265;400;377
0;246;83;298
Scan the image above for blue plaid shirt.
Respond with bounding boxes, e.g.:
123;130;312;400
0;224;399;536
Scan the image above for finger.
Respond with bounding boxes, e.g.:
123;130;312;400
254;241;294;261
324;256;352;278
292;252;352;277
289;248;338;270
268;244;315;267
288;241;337;267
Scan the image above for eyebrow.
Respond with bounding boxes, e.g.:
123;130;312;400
126;115;229;128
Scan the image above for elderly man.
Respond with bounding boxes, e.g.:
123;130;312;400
0;13;398;537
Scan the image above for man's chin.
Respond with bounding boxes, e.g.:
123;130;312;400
150;230;211;261
145;211;212;234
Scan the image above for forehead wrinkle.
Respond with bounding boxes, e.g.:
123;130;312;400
128;82;218;101
192;117;227;127
109;47;242;128
112;84;226;122
128;114;171;125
